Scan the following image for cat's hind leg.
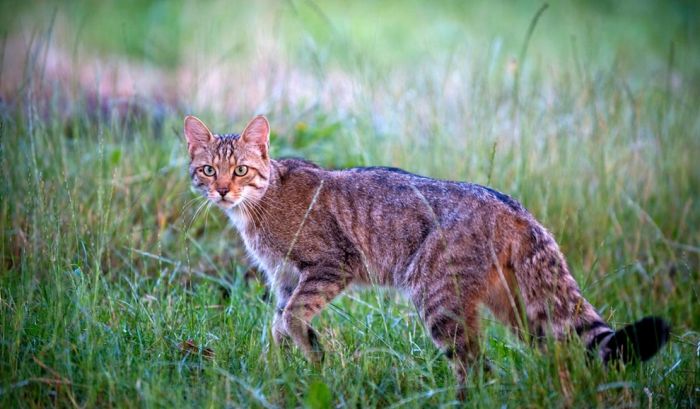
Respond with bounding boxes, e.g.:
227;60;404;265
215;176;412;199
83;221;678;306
410;268;485;400
483;263;528;341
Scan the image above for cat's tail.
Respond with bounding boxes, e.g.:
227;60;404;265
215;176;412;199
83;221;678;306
597;316;670;364
511;223;670;364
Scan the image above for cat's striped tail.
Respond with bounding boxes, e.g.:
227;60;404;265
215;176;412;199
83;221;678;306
594;316;670;364
512;223;670;364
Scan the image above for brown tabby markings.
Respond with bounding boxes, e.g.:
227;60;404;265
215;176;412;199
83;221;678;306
184;115;668;395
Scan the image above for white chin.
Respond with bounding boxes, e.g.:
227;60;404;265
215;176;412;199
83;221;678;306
217;200;235;209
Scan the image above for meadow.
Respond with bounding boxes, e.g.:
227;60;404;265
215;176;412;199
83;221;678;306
1;0;699;407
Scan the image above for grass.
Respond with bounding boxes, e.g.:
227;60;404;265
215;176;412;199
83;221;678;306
1;0;699;407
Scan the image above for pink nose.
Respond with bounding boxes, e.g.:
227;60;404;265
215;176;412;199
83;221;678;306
217;188;229;197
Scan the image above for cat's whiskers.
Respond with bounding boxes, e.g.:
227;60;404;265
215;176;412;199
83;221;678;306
240;200;259;222
244;197;279;235
202;201;215;229
180;195;206;214
244;193;286;222
186;197;210;232
181;194;205;209
244;199;272;222
240;198;273;238
178;195;207;227
237;201;260;234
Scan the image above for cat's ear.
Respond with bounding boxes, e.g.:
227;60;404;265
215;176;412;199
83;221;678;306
184;116;213;156
241;115;270;159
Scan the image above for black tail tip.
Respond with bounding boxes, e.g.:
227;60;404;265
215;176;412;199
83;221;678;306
605;316;670;364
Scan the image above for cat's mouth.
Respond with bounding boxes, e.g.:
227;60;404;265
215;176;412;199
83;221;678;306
206;190;243;209
214;197;239;209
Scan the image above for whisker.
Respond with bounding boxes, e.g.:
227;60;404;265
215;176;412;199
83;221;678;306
180;195;206;214
245;200;265;223
187;198;210;232
203;201;214;230
243;198;270;228
177;196;207;227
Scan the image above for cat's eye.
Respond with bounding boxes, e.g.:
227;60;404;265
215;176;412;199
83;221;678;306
202;165;216;176
234;165;248;177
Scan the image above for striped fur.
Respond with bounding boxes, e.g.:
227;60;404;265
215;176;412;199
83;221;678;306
184;115;669;395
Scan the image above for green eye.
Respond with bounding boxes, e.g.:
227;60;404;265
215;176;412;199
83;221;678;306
202;165;216;176
234;165;248;176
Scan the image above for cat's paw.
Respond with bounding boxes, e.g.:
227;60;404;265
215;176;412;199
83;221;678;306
272;319;292;346
307;327;325;364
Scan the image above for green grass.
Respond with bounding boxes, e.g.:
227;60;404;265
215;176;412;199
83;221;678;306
1;0;699;407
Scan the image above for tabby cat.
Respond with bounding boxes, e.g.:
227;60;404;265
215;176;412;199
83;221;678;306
184;114;669;394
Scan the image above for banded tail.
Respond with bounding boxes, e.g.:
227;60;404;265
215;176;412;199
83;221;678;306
512;223;670;364
594;316;670;364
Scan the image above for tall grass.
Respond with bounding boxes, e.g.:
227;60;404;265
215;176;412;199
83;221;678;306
1;1;699;407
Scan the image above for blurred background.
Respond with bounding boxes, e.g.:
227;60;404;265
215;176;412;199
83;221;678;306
2;0;698;123
1;1;699;407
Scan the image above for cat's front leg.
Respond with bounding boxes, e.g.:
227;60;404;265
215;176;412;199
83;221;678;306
269;266;300;345
272;283;295;345
282;267;350;364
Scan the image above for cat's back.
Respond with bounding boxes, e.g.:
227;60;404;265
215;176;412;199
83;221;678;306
330;165;527;217
273;159;533;234
277;160;520;210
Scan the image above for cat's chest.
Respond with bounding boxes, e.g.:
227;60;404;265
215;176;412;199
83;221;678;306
226;209;290;277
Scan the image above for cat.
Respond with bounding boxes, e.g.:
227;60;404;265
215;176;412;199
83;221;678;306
184;114;670;395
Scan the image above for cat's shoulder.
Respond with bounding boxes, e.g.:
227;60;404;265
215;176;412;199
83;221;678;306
274;158;325;184
276;157;322;171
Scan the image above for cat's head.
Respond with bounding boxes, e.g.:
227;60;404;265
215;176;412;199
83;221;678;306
184;115;271;209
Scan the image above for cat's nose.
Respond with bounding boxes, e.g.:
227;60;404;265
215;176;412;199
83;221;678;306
217;188;230;197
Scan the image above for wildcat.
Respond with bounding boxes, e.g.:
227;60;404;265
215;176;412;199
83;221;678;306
184;114;669;393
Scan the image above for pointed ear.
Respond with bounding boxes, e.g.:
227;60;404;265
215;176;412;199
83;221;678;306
184;116;213;156
241;115;270;159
